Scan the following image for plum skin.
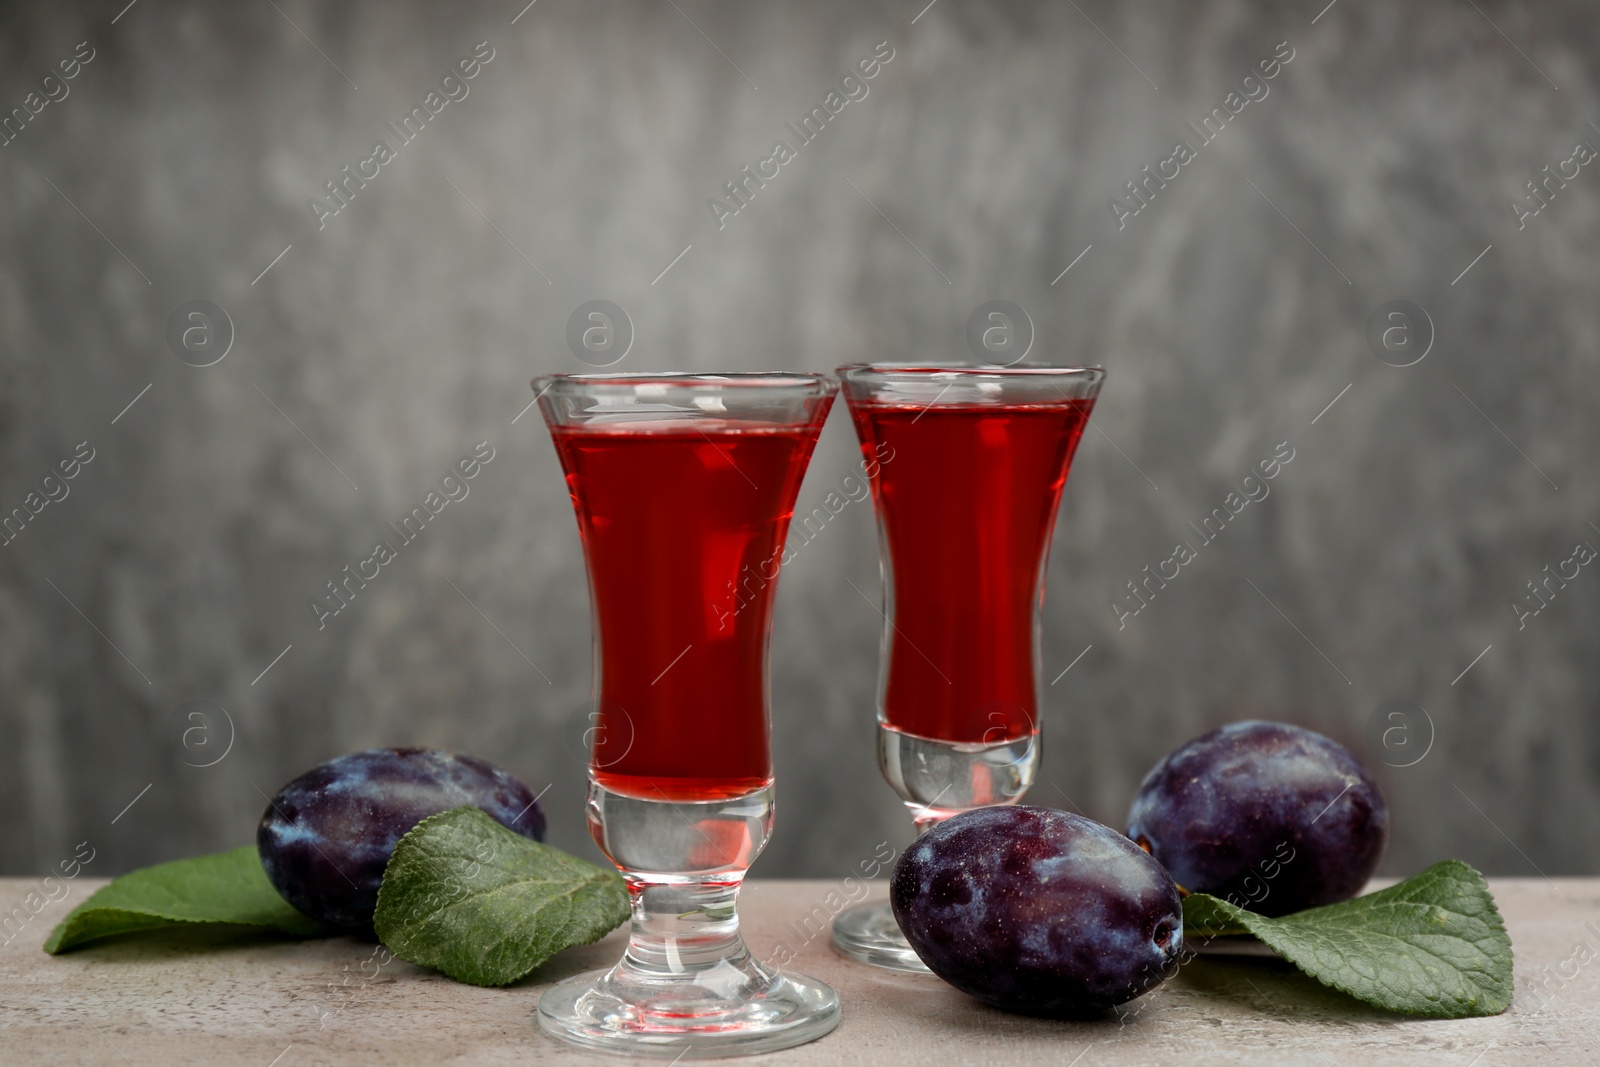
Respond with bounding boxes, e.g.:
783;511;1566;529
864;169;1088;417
1127;720;1388;917
257;747;546;934
891;806;1183;1017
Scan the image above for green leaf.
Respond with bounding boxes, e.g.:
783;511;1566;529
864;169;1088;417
1181;860;1513;1018
45;846;326;953
373;806;629;987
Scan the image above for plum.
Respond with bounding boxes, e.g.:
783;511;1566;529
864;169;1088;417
891;806;1182;1017
257;747;546;934
1127;720;1388;916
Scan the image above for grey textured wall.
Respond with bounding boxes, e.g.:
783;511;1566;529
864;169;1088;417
1;0;1597;882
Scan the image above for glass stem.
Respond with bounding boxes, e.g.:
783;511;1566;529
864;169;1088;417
620;875;752;976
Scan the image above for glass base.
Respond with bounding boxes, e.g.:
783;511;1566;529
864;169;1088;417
830;899;930;973
832;726;1038;972
537;779;839;1057
538;962;840;1057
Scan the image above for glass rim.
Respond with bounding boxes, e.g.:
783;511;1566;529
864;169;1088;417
836;361;1104;381
533;371;838;394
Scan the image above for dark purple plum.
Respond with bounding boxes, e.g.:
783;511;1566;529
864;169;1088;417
892;807;1182;1017
257;747;546;934
1127;720;1388;917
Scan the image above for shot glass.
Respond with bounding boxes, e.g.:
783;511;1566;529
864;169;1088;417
830;362;1103;971
534;372;843;1056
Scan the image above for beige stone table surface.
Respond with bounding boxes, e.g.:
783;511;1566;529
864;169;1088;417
1;878;1596;1066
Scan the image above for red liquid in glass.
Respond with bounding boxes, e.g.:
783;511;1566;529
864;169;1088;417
848;401;1095;744
551;421;824;802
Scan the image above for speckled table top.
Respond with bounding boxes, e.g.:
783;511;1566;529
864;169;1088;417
1;878;1594;1065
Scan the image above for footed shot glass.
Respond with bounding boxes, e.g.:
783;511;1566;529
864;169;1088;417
830;362;1103;972
535;372;841;1057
